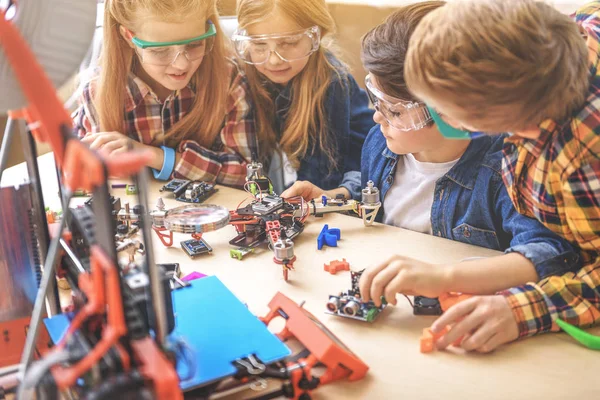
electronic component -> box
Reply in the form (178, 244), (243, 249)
(125, 184), (138, 195)
(159, 178), (190, 193)
(325, 270), (387, 322)
(413, 296), (443, 316)
(179, 181), (217, 203)
(159, 179), (217, 203)
(181, 238), (213, 259)
(246, 161), (273, 195)
(230, 247), (255, 260)
(252, 194), (284, 215)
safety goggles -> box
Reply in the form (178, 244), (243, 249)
(129, 21), (217, 66)
(364, 74), (432, 131)
(232, 26), (320, 65)
(426, 106), (486, 140)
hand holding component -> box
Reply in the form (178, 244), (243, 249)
(359, 255), (450, 306)
(432, 295), (519, 353)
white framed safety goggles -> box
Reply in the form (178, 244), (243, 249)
(365, 74), (433, 131)
(232, 25), (321, 65)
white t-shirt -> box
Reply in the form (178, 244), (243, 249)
(267, 148), (298, 194)
(383, 154), (460, 234)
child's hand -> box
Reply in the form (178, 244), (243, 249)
(359, 255), (450, 306)
(432, 295), (519, 353)
(281, 181), (325, 201)
(82, 132), (141, 156)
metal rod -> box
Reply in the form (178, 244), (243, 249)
(0, 116), (15, 182)
(134, 168), (168, 348)
(19, 121), (60, 315)
(60, 238), (86, 274)
(0, 364), (21, 377)
(19, 192), (71, 369)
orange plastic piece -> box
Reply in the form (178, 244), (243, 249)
(46, 210), (55, 224)
(439, 292), (473, 312)
(0, 317), (51, 368)
(420, 326), (450, 353)
(260, 292), (368, 396)
(153, 226), (174, 247)
(51, 246), (129, 389)
(265, 220), (281, 245)
(324, 259), (350, 275)
(131, 337), (182, 400)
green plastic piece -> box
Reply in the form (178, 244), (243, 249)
(366, 308), (379, 323)
(126, 184), (138, 195)
(230, 249), (243, 260)
(556, 318), (600, 350)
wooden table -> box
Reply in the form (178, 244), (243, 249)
(2, 153), (599, 399)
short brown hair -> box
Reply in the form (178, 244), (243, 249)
(405, 0), (589, 130)
(361, 1), (445, 101)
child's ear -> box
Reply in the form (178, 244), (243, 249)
(119, 25), (135, 49)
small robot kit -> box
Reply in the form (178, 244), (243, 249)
(326, 269), (387, 322)
(159, 178), (217, 203)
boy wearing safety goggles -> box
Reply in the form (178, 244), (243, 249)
(403, 0), (600, 350)
(234, 0), (374, 195)
(73, 0), (256, 187)
(288, 2), (579, 352)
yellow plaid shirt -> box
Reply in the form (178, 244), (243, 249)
(499, 2), (600, 337)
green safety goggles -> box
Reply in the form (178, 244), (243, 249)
(130, 22), (217, 66)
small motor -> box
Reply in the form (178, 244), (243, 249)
(273, 229), (296, 281)
(360, 181), (382, 226)
(361, 180), (381, 205)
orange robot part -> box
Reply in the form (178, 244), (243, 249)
(324, 259), (350, 275)
(420, 292), (473, 353)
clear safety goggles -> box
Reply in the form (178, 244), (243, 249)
(364, 74), (433, 131)
(232, 26), (320, 65)
(129, 22), (217, 66)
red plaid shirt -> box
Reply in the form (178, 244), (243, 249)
(72, 61), (256, 188)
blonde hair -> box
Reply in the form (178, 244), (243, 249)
(405, 0), (589, 131)
(237, 0), (344, 168)
(96, 0), (229, 148)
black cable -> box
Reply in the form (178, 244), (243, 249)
(83, 372), (145, 400)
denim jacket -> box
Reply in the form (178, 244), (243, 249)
(361, 125), (581, 279)
(268, 54), (374, 192)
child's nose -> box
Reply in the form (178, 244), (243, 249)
(172, 51), (191, 69)
(268, 51), (284, 66)
(373, 110), (386, 126)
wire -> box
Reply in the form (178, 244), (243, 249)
(17, 349), (70, 400)
(168, 337), (196, 383)
(402, 294), (414, 308)
(244, 180), (263, 199)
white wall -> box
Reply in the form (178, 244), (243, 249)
(327, 0), (588, 14)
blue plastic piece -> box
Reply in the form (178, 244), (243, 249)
(317, 224), (341, 250)
(44, 313), (72, 344)
(44, 276), (290, 392)
(321, 195), (327, 206)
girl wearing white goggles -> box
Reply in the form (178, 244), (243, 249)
(235, 0), (375, 198)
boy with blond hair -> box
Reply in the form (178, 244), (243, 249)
(405, 0), (600, 351)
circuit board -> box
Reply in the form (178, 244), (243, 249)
(159, 179), (217, 204)
(325, 269), (387, 322)
(180, 238), (213, 258)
